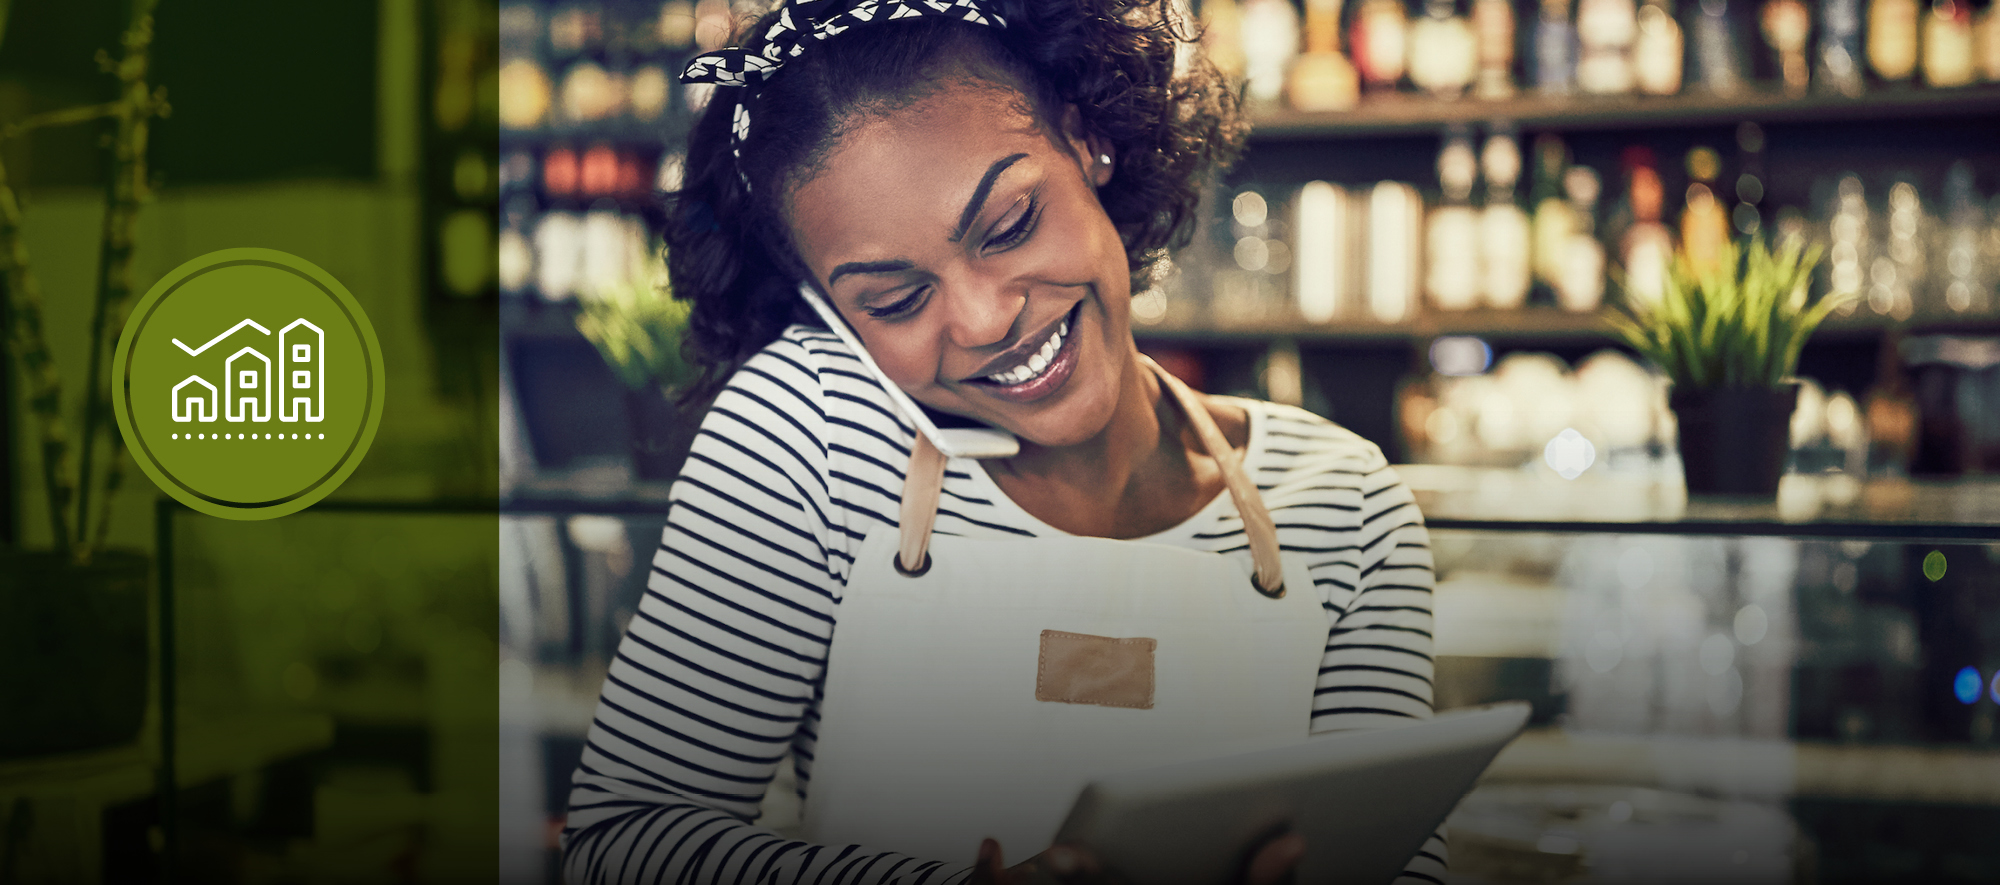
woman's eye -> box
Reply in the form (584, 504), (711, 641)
(864, 286), (929, 320)
(984, 198), (1039, 252)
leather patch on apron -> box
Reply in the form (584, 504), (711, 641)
(1035, 630), (1157, 709)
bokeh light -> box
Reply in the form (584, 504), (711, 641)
(1955, 666), (1982, 705)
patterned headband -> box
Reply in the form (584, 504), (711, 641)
(679, 0), (1008, 192)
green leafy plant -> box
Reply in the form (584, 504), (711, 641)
(574, 275), (694, 392)
(1610, 237), (1849, 390)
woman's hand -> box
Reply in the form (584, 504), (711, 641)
(967, 832), (1306, 885)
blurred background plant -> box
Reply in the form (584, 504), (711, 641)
(0, 0), (165, 562)
(1610, 237), (1848, 390)
(573, 265), (692, 396)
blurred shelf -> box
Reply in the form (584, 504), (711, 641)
(0, 711), (333, 802)
(1249, 84), (2000, 140)
(1407, 465), (2000, 541)
(501, 300), (586, 341)
(1137, 308), (1617, 344)
(499, 128), (686, 149)
(1134, 308), (1998, 346)
(503, 459), (675, 514)
(1485, 727), (2000, 805)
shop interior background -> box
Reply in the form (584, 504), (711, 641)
(2, 0), (500, 882)
(493, 0), (2000, 882)
(2, 0), (1998, 882)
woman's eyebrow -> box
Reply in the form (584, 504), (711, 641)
(828, 259), (916, 285)
(950, 152), (1029, 243)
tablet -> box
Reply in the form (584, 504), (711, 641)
(1052, 702), (1531, 885)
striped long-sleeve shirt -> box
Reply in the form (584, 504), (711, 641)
(561, 324), (1443, 885)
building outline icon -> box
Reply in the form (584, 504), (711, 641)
(167, 317), (327, 425)
(172, 376), (218, 422)
(224, 347), (271, 422)
(278, 319), (324, 423)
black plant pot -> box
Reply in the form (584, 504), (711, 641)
(0, 549), (150, 758)
(626, 387), (699, 482)
(1670, 383), (1799, 497)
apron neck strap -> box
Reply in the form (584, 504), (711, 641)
(1142, 357), (1286, 598)
(894, 357), (1286, 598)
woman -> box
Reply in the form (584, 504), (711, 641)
(562, 0), (1441, 881)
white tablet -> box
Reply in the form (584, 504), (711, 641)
(1053, 702), (1531, 885)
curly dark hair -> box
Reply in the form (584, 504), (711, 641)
(664, 0), (1247, 400)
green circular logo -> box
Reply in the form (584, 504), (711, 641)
(112, 248), (384, 520)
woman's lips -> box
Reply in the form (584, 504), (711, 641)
(964, 303), (1081, 404)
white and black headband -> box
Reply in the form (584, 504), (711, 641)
(679, 0), (1008, 192)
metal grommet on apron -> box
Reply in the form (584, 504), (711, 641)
(802, 358), (1327, 864)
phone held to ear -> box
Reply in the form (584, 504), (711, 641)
(797, 282), (1021, 460)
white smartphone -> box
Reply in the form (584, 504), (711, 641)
(796, 282), (1020, 460)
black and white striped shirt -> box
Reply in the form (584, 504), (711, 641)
(562, 325), (1443, 884)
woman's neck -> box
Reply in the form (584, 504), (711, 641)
(982, 345), (1234, 539)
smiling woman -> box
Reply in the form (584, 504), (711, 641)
(560, 1), (1443, 883)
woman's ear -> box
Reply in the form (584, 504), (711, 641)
(1056, 104), (1114, 187)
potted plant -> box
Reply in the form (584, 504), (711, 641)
(1610, 238), (1849, 496)
(575, 272), (701, 482)
(0, 1), (168, 757)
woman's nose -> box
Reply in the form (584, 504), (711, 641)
(937, 273), (1023, 351)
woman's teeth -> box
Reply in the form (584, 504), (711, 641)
(984, 318), (1070, 386)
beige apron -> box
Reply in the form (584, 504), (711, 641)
(799, 361), (1327, 864)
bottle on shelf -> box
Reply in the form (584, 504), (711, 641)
(1480, 130), (1534, 310)
(1216, 187), (1293, 323)
(1879, 176), (1927, 318)
(627, 3), (678, 127)
(1817, 0), (1868, 94)
(1825, 174), (1870, 314)
(1868, 0), (1922, 83)
(1923, 0), (1978, 87)
(1619, 148), (1676, 307)
(1759, 0), (1813, 94)
(1353, 0), (1413, 92)
(1557, 166), (1608, 312)
(1864, 331), (1917, 473)
(1530, 134), (1577, 306)
(1690, 0), (1748, 93)
(1980, 1), (2000, 81)
(1410, 0), (1480, 98)
(1203, 0), (1250, 84)
(1732, 122), (1766, 237)
(1535, 0), (1581, 93)
(1291, 0), (1362, 109)
(658, 0), (697, 52)
(500, 59), (555, 131)
(1938, 161), (1987, 314)
(1368, 181), (1424, 322)
(1243, 0), (1303, 107)
(1427, 130), (1484, 311)
(1680, 146), (1731, 272)
(1634, 0), (1687, 93)
(1473, 0), (1519, 97)
(1577, 0), (1640, 93)
(1294, 181), (1353, 322)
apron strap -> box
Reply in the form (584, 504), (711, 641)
(892, 358), (1285, 598)
(1143, 358), (1287, 598)
(896, 432), (948, 576)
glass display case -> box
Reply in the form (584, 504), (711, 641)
(490, 468), (2000, 883)
(1414, 467), (2000, 884)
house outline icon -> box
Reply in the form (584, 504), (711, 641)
(224, 347), (272, 423)
(172, 376), (218, 422)
(278, 319), (324, 423)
